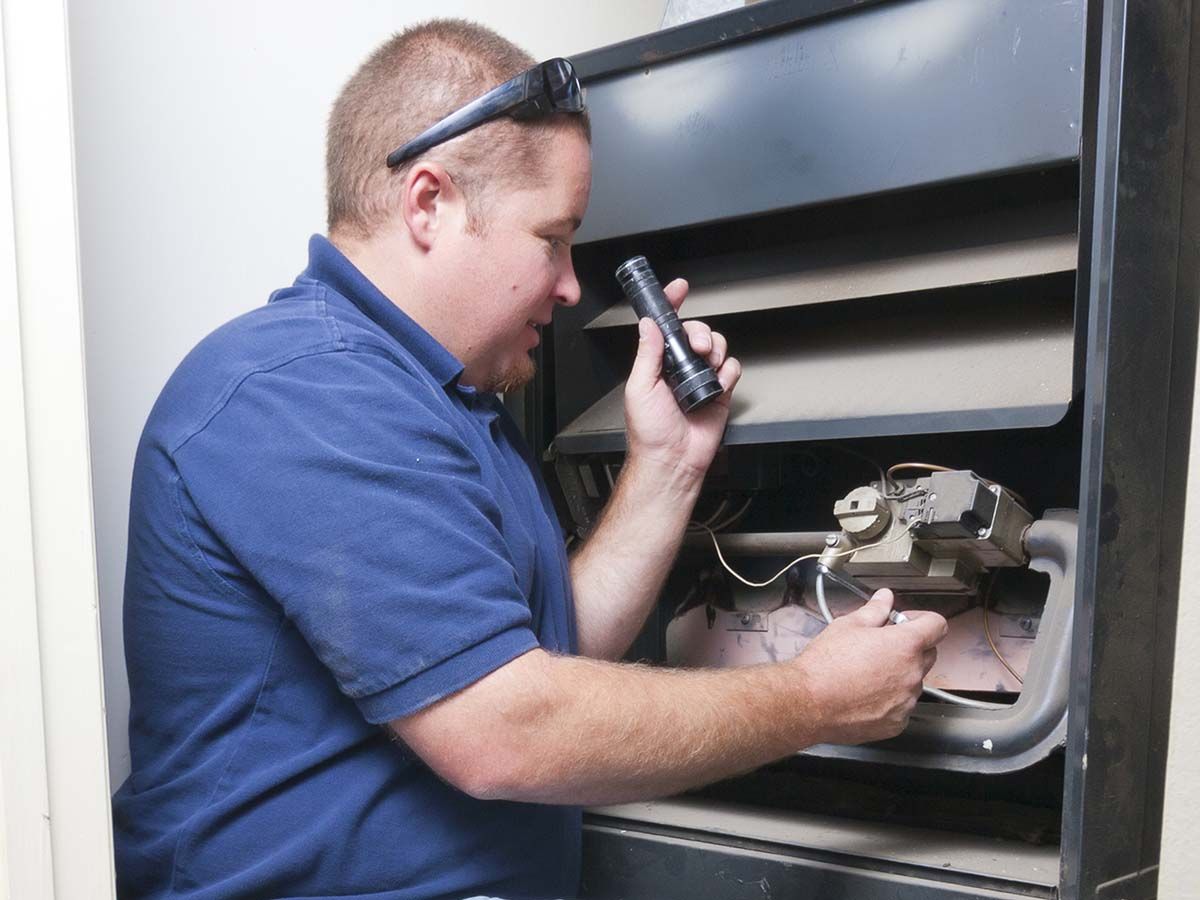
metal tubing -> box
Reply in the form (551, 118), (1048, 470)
(682, 531), (829, 556)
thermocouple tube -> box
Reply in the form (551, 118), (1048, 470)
(616, 255), (724, 413)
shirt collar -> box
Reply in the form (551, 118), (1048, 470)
(299, 234), (466, 387)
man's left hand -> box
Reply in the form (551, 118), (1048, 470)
(623, 278), (742, 486)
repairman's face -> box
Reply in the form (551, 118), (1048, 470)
(454, 132), (591, 393)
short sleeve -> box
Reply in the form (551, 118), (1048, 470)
(173, 349), (539, 723)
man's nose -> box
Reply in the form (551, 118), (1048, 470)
(555, 253), (582, 307)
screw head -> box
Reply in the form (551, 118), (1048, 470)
(825, 533), (839, 547)
(977, 528), (988, 538)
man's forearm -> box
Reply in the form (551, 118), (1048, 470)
(395, 599), (942, 809)
(569, 456), (702, 659)
(402, 648), (822, 807)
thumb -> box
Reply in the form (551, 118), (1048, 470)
(627, 318), (664, 395)
(663, 277), (688, 312)
(842, 588), (895, 628)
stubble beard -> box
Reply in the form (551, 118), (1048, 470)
(485, 353), (537, 395)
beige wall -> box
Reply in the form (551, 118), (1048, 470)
(67, 0), (669, 790)
(1160, 341), (1200, 898)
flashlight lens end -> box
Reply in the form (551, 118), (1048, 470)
(615, 256), (654, 290)
(677, 373), (724, 413)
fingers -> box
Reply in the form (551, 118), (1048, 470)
(625, 314), (741, 411)
(682, 320), (712, 356)
(680, 319), (739, 401)
(626, 318), (665, 395)
(716, 355), (742, 395)
(680, 320), (729, 369)
(708, 330), (728, 369)
(898, 610), (950, 649)
(842, 588), (894, 627)
(663, 277), (688, 312)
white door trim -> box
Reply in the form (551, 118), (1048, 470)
(0, 0), (115, 897)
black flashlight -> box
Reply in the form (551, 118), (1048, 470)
(615, 256), (723, 413)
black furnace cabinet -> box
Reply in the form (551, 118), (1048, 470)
(512, 1), (1198, 897)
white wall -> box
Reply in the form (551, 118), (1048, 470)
(1160, 365), (1200, 897)
(68, 0), (667, 789)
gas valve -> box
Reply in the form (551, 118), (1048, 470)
(828, 470), (1032, 593)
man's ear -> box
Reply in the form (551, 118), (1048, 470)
(401, 162), (458, 251)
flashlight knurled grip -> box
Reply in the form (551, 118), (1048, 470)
(615, 256), (723, 414)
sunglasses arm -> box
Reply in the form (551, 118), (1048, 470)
(385, 73), (536, 168)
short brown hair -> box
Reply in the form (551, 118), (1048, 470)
(326, 19), (590, 239)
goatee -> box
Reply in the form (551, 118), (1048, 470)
(487, 355), (537, 395)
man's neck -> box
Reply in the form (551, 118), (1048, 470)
(331, 230), (475, 373)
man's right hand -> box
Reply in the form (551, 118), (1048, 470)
(791, 589), (948, 746)
(393, 588), (949, 807)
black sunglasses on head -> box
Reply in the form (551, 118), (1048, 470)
(385, 57), (585, 169)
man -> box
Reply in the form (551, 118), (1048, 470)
(114, 19), (947, 900)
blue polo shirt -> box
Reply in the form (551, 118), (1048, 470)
(113, 235), (580, 899)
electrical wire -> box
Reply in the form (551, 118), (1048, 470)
(886, 460), (1032, 512)
(697, 499), (729, 530)
(686, 496), (747, 536)
(886, 462), (954, 479)
(920, 685), (1008, 710)
(814, 571), (1009, 710)
(981, 572), (1024, 685)
(707, 496), (753, 532)
(885, 462), (953, 493)
(698, 520), (918, 589)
